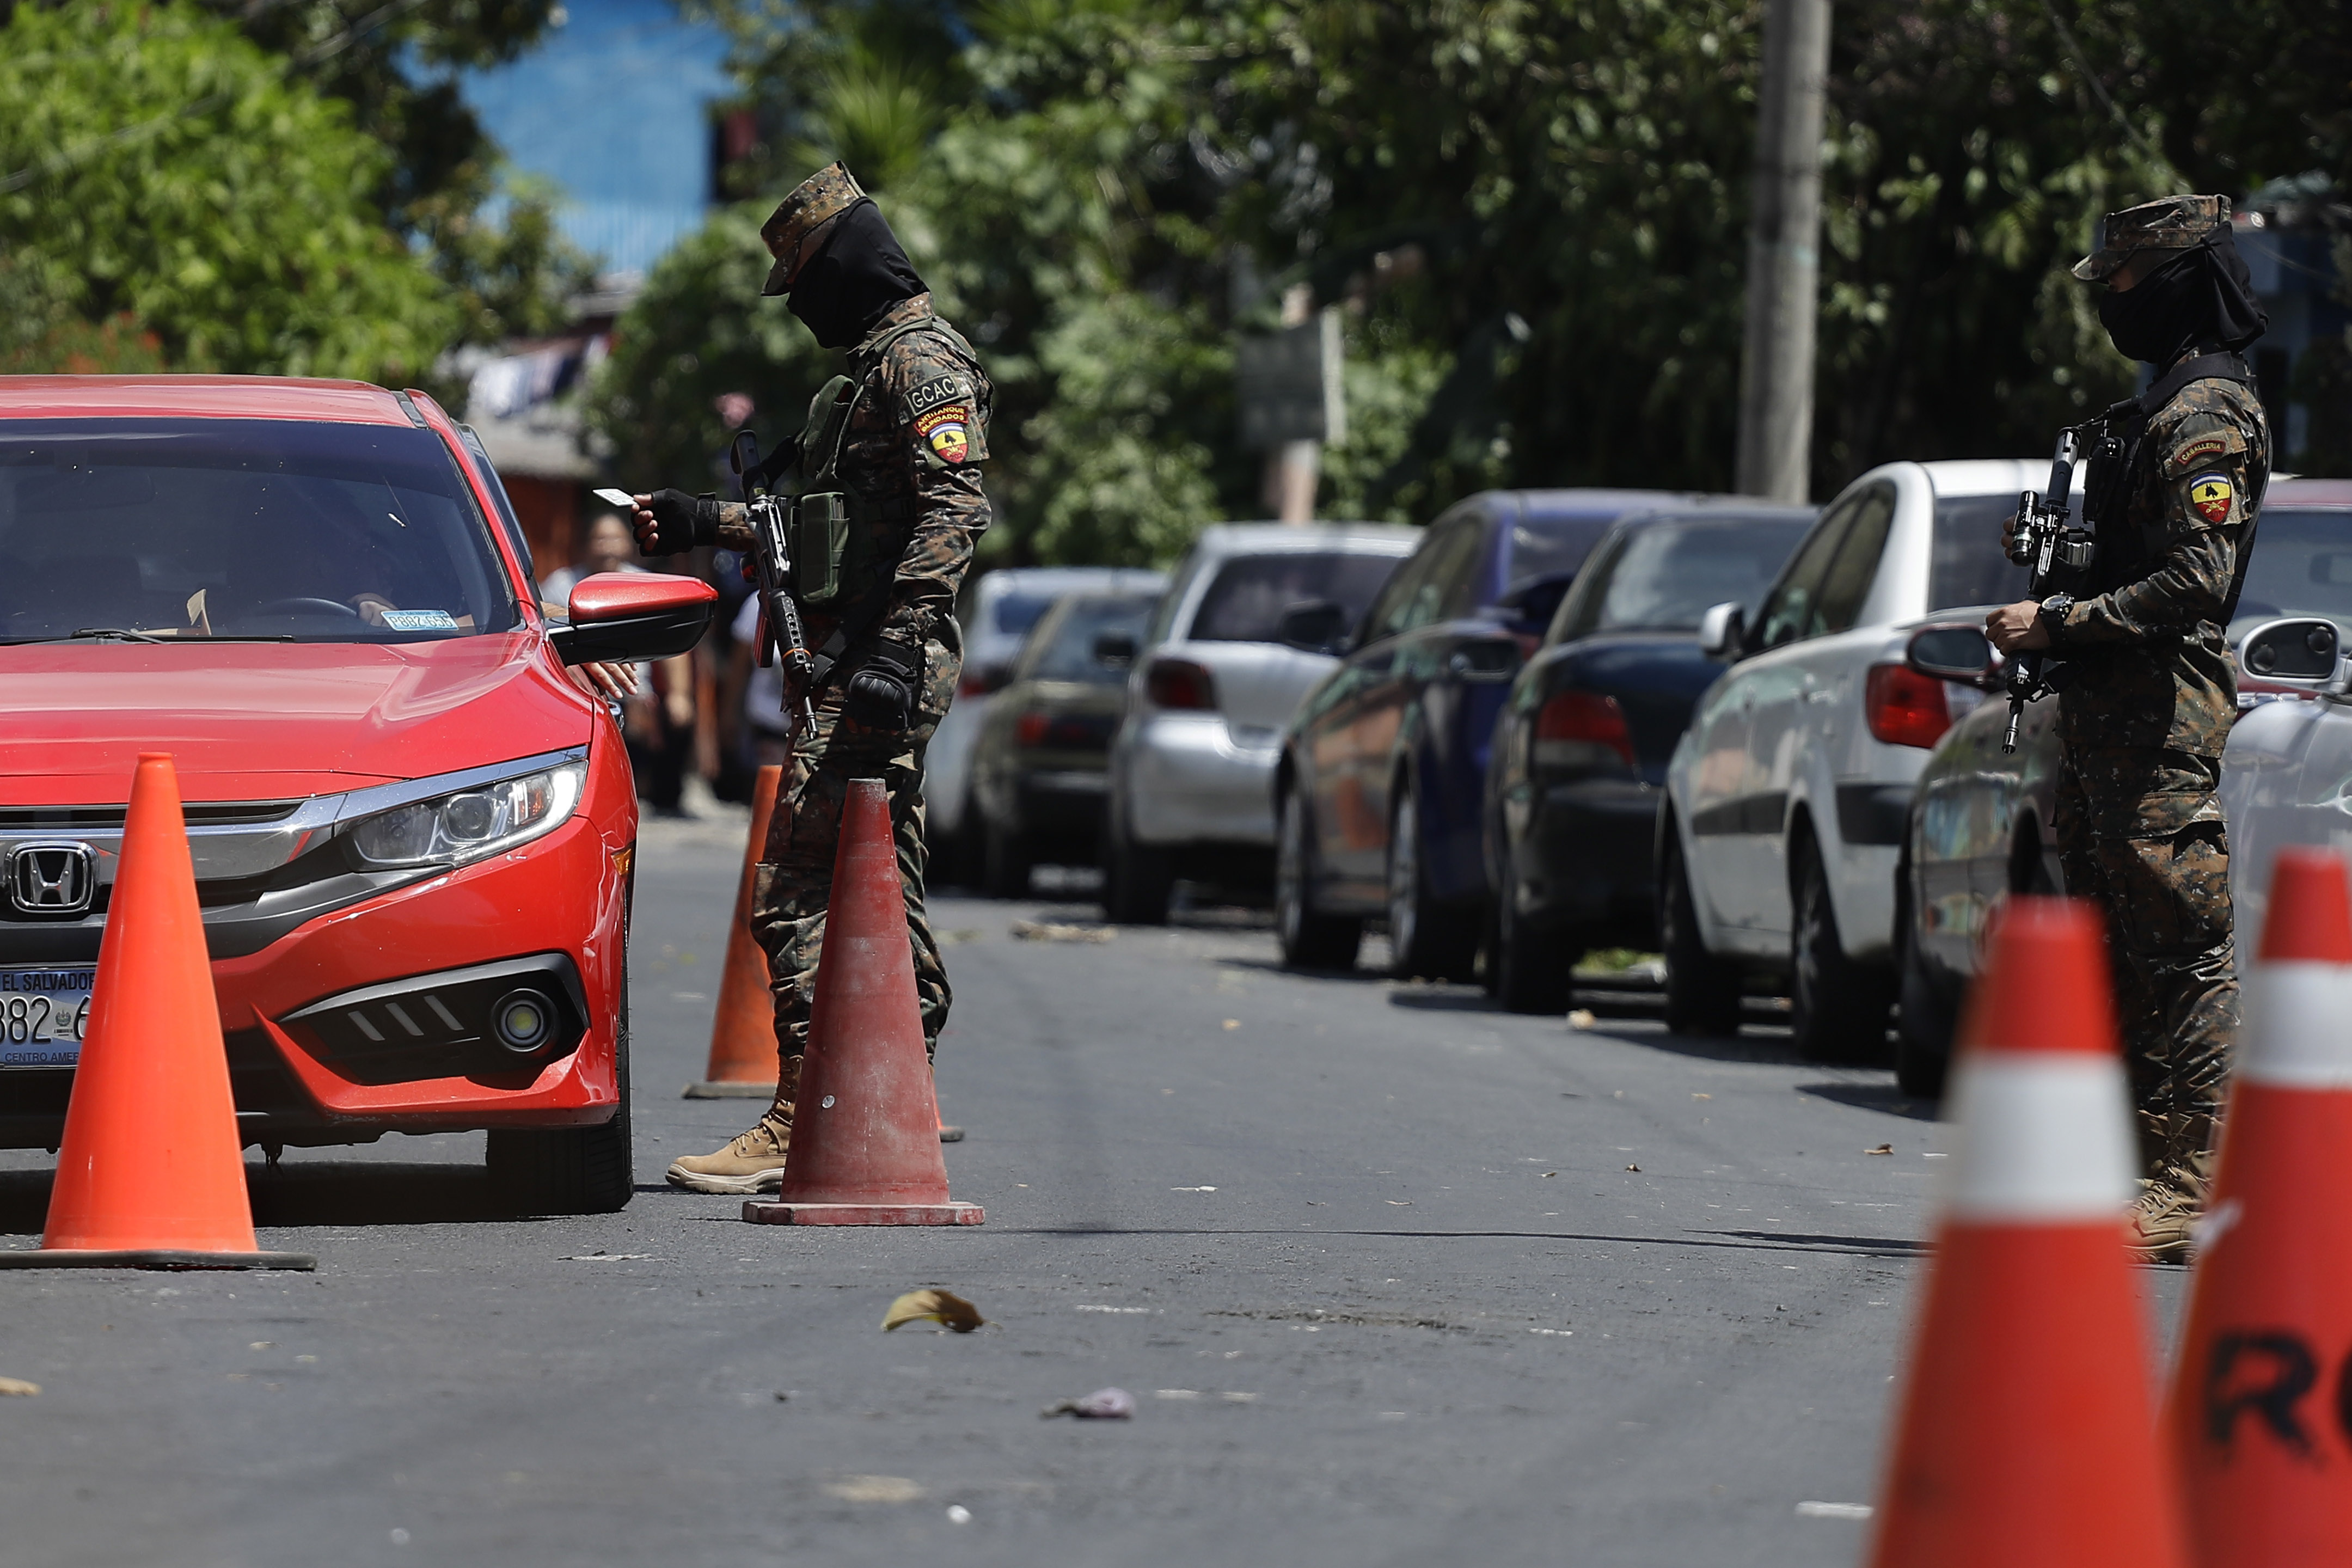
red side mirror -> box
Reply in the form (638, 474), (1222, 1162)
(549, 572), (716, 666)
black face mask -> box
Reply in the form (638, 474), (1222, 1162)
(786, 200), (927, 350)
(2096, 228), (2268, 367)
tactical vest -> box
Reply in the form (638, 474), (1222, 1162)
(2079, 350), (2265, 617)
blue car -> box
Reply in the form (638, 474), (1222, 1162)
(1272, 488), (1715, 976)
(1480, 505), (1814, 1010)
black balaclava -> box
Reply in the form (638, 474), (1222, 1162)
(2096, 226), (2268, 369)
(786, 199), (926, 350)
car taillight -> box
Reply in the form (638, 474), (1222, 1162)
(1865, 663), (1952, 749)
(1147, 657), (1216, 710)
(1532, 689), (1634, 768)
(1015, 710), (1050, 746)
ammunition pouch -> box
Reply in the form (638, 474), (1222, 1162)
(790, 492), (853, 609)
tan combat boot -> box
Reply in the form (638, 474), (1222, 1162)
(2129, 1146), (2216, 1265)
(665, 1104), (792, 1193)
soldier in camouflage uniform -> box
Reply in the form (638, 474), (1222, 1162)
(1986, 194), (2269, 1260)
(625, 163), (993, 1193)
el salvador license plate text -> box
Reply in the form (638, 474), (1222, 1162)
(0, 969), (94, 1065)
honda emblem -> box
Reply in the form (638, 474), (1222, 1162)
(8, 842), (98, 916)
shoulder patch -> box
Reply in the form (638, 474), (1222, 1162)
(903, 373), (971, 424)
(2189, 472), (2234, 525)
(914, 402), (972, 464)
(2159, 410), (2250, 477)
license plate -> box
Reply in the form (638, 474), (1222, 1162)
(0, 969), (95, 1066)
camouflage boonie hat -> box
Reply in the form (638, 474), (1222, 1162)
(758, 162), (867, 297)
(2073, 194), (2232, 281)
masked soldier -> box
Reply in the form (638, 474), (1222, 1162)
(1984, 194), (2269, 1260)
(628, 163), (991, 1193)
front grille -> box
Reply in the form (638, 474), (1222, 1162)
(0, 800), (303, 832)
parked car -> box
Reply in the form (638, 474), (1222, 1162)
(1659, 460), (2070, 1060)
(0, 375), (715, 1212)
(1481, 504), (1814, 1010)
(966, 589), (1161, 896)
(1895, 477), (2352, 1095)
(927, 566), (1165, 879)
(1275, 489), (1720, 977)
(1102, 522), (1418, 922)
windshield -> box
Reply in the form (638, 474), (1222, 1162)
(2232, 506), (2352, 642)
(1931, 493), (2033, 612)
(0, 418), (520, 645)
(1562, 515), (1812, 638)
(993, 590), (1062, 639)
(1021, 593), (1156, 684)
(1189, 551), (1402, 642)
(1502, 515), (1619, 589)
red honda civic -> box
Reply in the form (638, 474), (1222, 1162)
(0, 376), (715, 1212)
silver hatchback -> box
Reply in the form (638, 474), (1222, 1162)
(1101, 522), (1418, 921)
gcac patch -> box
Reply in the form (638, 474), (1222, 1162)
(915, 403), (970, 464)
(2189, 471), (2234, 525)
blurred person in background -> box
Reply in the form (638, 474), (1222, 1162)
(542, 511), (697, 812)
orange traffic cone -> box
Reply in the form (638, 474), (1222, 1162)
(742, 778), (981, 1227)
(0, 755), (312, 1271)
(1864, 897), (2186, 1568)
(2169, 847), (2352, 1565)
(684, 764), (787, 1099)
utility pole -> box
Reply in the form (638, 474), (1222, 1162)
(1735, 0), (1832, 504)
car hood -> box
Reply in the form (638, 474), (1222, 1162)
(0, 634), (594, 805)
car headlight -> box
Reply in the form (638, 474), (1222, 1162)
(346, 761), (586, 869)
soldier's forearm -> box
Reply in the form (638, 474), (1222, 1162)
(877, 480), (988, 647)
(714, 502), (752, 550)
(2055, 532), (2236, 645)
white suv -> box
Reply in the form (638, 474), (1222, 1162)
(1659, 458), (2061, 1058)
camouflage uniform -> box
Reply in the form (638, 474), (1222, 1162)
(2045, 321), (2269, 1204)
(720, 291), (991, 1100)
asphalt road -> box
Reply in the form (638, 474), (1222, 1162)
(0, 813), (2186, 1567)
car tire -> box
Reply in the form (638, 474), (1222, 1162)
(488, 957), (633, 1216)
(1661, 829), (1743, 1036)
(982, 816), (1032, 899)
(1101, 803), (1175, 925)
(1790, 837), (1895, 1064)
(1894, 899), (1952, 1100)
(1276, 783), (1361, 969)
(1494, 840), (1576, 1014)
(1387, 774), (1480, 982)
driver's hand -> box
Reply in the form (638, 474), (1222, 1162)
(570, 660), (639, 702)
(1985, 599), (2050, 654)
(352, 593), (397, 628)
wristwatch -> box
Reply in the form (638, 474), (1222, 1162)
(2037, 593), (2073, 641)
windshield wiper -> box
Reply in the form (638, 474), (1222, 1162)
(0, 629), (298, 645)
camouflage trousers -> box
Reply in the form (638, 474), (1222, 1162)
(2053, 746), (2238, 1184)
(747, 687), (949, 1111)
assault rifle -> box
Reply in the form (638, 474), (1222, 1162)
(729, 430), (817, 735)
(1999, 426), (2094, 753)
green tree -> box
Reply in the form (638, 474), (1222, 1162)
(0, 0), (460, 381)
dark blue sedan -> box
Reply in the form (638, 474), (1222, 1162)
(1481, 506), (1814, 1010)
(1273, 488), (1716, 977)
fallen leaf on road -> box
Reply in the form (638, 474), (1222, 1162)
(882, 1288), (984, 1333)
(1541, 1171), (1557, 1178)
(1865, 1143), (1893, 1156)
(1009, 920), (1114, 943)
(1221, 1019), (1240, 1030)
(1692, 1093), (1712, 1100)
(826, 1475), (923, 1503)
(1625, 1163), (1641, 1172)
(1567, 1009), (1597, 1028)
(0, 1377), (39, 1396)
(1042, 1387), (1135, 1419)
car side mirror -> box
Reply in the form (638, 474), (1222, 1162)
(547, 572), (716, 666)
(1093, 630), (1138, 669)
(2238, 617), (2343, 684)
(1906, 623), (1999, 689)
(1276, 599), (1351, 656)
(1698, 601), (1745, 661)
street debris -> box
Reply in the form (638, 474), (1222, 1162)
(1625, 1163), (1641, 1172)
(1076, 1304), (1154, 1313)
(1567, 1009), (1597, 1028)
(881, 1288), (984, 1333)
(1154, 1389), (1200, 1399)
(1221, 1019), (1240, 1030)
(0, 1377), (40, 1396)
(1172, 1185), (1217, 1192)
(825, 1475), (923, 1503)
(1796, 1501), (1874, 1520)
(1386, 1199), (1412, 1206)
(1865, 1143), (1893, 1155)
(946, 1505), (972, 1524)
(1009, 920), (1113, 944)
(1043, 1386), (1135, 1419)
(559, 1252), (656, 1261)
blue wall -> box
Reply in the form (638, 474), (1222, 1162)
(460, 0), (732, 277)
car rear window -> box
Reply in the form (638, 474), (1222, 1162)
(1499, 515), (1619, 589)
(992, 590), (1062, 638)
(1931, 493), (2032, 611)
(1561, 515), (1812, 638)
(2231, 506), (2352, 642)
(1021, 593), (1156, 684)
(0, 418), (518, 644)
(1188, 551), (1401, 643)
